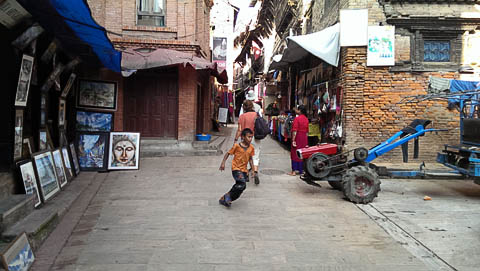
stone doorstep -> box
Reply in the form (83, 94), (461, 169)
(141, 149), (222, 158)
(1, 172), (99, 251)
(0, 194), (35, 233)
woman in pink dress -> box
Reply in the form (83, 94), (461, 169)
(287, 105), (309, 176)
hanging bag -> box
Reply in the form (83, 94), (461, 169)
(254, 113), (270, 140)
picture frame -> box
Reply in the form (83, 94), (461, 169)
(69, 143), (80, 176)
(76, 79), (117, 111)
(61, 146), (74, 180)
(75, 132), (109, 171)
(14, 54), (34, 107)
(58, 98), (66, 127)
(39, 128), (53, 151)
(75, 110), (113, 132)
(40, 91), (47, 110)
(17, 160), (41, 208)
(108, 132), (141, 170)
(61, 73), (76, 98)
(22, 137), (34, 158)
(32, 151), (60, 201)
(0, 232), (35, 271)
(52, 149), (68, 188)
(13, 109), (23, 161)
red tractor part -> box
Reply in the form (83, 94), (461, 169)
(296, 143), (338, 160)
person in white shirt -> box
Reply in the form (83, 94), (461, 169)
(239, 90), (262, 117)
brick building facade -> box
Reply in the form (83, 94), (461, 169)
(267, 0), (480, 162)
(83, 0), (215, 141)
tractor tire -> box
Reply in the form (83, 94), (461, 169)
(328, 181), (343, 191)
(342, 166), (381, 204)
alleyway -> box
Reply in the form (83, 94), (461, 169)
(30, 127), (480, 271)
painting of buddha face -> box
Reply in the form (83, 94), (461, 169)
(108, 132), (140, 170)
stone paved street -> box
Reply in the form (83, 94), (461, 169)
(30, 129), (480, 271)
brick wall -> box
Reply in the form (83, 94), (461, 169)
(178, 65), (197, 141)
(341, 47), (460, 163)
(87, 0), (211, 56)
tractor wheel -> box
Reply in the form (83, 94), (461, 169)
(305, 153), (331, 179)
(342, 166), (381, 204)
(328, 181), (343, 191)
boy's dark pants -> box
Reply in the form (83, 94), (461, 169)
(226, 170), (247, 201)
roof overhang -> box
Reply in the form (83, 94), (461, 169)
(121, 47), (228, 83)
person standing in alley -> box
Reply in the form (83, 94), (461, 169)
(235, 100), (262, 184)
(239, 90), (262, 116)
(218, 128), (255, 207)
(287, 105), (309, 176)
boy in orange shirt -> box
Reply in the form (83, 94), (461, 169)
(219, 128), (256, 207)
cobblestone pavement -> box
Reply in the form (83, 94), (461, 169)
(31, 130), (480, 271)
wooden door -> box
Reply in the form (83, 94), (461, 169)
(125, 71), (178, 138)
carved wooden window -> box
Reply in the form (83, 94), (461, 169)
(423, 40), (450, 62)
(137, 0), (165, 27)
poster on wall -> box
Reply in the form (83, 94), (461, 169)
(340, 9), (368, 47)
(212, 37), (227, 70)
(13, 109), (23, 161)
(14, 54), (34, 107)
(76, 110), (113, 132)
(0, 0), (31, 29)
(77, 79), (117, 111)
(367, 25), (395, 66)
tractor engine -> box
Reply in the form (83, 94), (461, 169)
(296, 143), (347, 180)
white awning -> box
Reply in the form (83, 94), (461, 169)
(270, 23), (340, 69)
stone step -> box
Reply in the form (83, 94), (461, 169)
(0, 194), (35, 233)
(192, 136), (226, 150)
(0, 172), (15, 202)
(1, 172), (100, 251)
(142, 149), (222, 158)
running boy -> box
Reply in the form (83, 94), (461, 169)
(218, 128), (256, 207)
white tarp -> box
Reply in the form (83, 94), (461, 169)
(270, 23), (340, 69)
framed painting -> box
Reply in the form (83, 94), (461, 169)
(39, 129), (53, 151)
(76, 79), (117, 110)
(17, 160), (41, 208)
(61, 146), (74, 180)
(108, 132), (141, 170)
(40, 91), (47, 110)
(13, 109), (23, 161)
(22, 137), (34, 158)
(32, 151), (60, 201)
(14, 54), (34, 107)
(0, 232), (34, 271)
(76, 110), (113, 132)
(69, 143), (80, 176)
(58, 98), (66, 127)
(75, 132), (109, 171)
(52, 149), (68, 188)
(59, 129), (68, 147)
(61, 73), (76, 98)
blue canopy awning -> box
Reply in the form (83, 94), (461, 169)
(19, 0), (121, 72)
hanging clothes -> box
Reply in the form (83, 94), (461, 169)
(228, 92), (234, 115)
